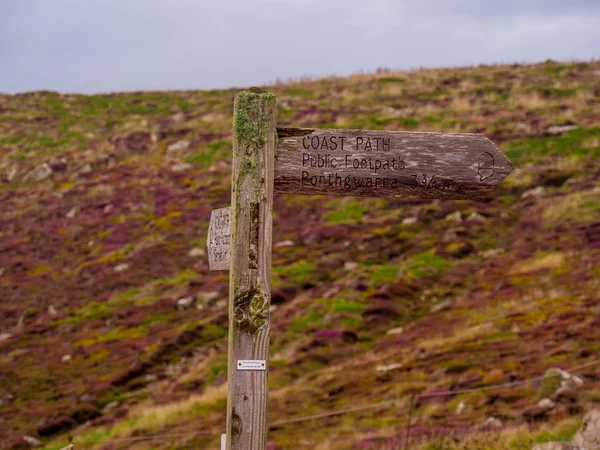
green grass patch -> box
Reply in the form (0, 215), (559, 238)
(370, 264), (402, 283)
(444, 360), (472, 374)
(44, 95), (70, 118)
(155, 269), (198, 286)
(37, 136), (57, 148)
(78, 301), (114, 321)
(79, 96), (112, 115)
(125, 102), (155, 115)
(424, 116), (443, 124)
(274, 261), (316, 286)
(544, 63), (569, 75)
(505, 127), (600, 162)
(405, 252), (452, 278)
(123, 288), (140, 298)
(402, 118), (419, 128)
(332, 299), (364, 314)
(369, 116), (395, 127)
(416, 88), (451, 101)
(187, 140), (232, 167)
(369, 116), (418, 129)
(207, 356), (228, 383)
(324, 200), (368, 225)
(106, 119), (123, 127)
(284, 87), (314, 98)
(201, 323), (227, 340)
(290, 312), (322, 331)
(536, 86), (576, 98)
(0, 134), (25, 145)
(341, 316), (362, 329)
(368, 253), (450, 285)
(75, 325), (148, 347)
(378, 77), (406, 83)
(176, 99), (193, 112)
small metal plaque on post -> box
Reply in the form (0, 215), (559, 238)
(207, 207), (231, 271)
(237, 360), (267, 371)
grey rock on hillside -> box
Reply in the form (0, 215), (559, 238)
(573, 410), (600, 449)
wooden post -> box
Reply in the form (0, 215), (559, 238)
(226, 88), (276, 450)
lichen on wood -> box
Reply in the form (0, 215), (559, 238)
(233, 286), (269, 334)
(233, 90), (276, 152)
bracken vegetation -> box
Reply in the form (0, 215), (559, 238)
(0, 60), (599, 449)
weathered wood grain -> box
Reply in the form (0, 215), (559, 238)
(275, 127), (514, 200)
(207, 207), (231, 271)
(226, 90), (276, 450)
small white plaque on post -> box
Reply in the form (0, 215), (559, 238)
(237, 360), (266, 371)
(221, 434), (226, 450)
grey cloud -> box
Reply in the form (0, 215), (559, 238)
(0, 0), (598, 94)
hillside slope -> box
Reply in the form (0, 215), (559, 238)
(1, 60), (599, 449)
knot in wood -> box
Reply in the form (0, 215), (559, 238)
(231, 411), (243, 437)
(233, 287), (269, 334)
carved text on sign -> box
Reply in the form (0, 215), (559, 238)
(274, 128), (514, 200)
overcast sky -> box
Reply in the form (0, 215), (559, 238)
(1, 0), (599, 94)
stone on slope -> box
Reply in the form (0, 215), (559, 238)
(482, 248), (505, 258)
(474, 417), (503, 431)
(23, 163), (53, 182)
(386, 327), (403, 335)
(538, 398), (556, 410)
(573, 410), (600, 449)
(344, 261), (359, 271)
(65, 207), (77, 219)
(79, 163), (93, 174)
(167, 140), (190, 153)
(22, 436), (43, 447)
(430, 299), (452, 313)
(274, 240), (294, 247)
(6, 167), (17, 181)
(466, 211), (486, 223)
(177, 297), (195, 309)
(522, 186), (547, 199)
(545, 125), (578, 135)
(113, 263), (129, 272)
(171, 162), (193, 172)
(375, 363), (403, 372)
(445, 211), (462, 222)
(188, 247), (206, 258)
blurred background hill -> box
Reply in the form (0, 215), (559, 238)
(0, 59), (599, 449)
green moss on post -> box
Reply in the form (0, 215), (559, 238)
(233, 90), (276, 152)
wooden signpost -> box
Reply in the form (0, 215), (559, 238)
(207, 89), (514, 449)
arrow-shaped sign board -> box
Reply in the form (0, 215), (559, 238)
(274, 128), (514, 200)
